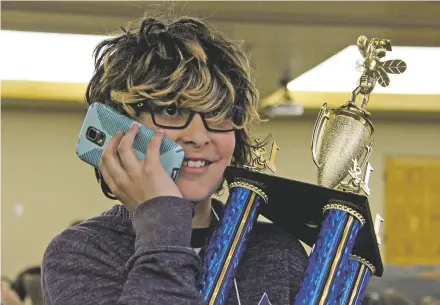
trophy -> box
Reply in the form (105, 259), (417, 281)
(295, 35), (407, 305)
(197, 139), (277, 305)
(198, 35), (407, 305)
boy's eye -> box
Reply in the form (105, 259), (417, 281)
(204, 109), (222, 118)
(158, 105), (181, 116)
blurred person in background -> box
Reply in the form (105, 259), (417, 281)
(1, 220), (83, 305)
(362, 292), (382, 305)
(1, 279), (23, 305)
(41, 12), (309, 305)
(420, 296), (440, 305)
(362, 290), (415, 305)
(9, 267), (41, 303)
(382, 289), (415, 305)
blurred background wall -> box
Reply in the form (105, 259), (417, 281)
(2, 1), (440, 304)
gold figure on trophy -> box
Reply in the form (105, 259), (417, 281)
(338, 141), (374, 196)
(244, 138), (280, 174)
(350, 36), (408, 111)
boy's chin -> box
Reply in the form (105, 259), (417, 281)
(177, 177), (223, 203)
(181, 191), (212, 203)
(180, 185), (216, 203)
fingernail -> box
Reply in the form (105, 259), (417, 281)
(156, 129), (164, 134)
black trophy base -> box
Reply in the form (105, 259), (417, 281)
(224, 166), (384, 277)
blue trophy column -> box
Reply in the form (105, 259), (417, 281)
(334, 255), (375, 305)
(294, 200), (365, 305)
(198, 180), (267, 305)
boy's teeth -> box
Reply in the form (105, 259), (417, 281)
(183, 160), (206, 167)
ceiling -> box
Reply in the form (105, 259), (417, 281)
(2, 1), (440, 108)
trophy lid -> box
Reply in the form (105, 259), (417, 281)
(224, 166), (384, 277)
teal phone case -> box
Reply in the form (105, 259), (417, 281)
(76, 103), (184, 180)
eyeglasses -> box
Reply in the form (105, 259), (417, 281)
(133, 102), (236, 132)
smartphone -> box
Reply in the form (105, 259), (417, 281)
(76, 103), (184, 180)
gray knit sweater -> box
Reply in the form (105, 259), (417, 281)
(42, 197), (308, 305)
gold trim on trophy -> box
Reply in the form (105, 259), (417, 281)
(322, 203), (366, 225)
(229, 181), (269, 203)
(350, 254), (376, 275)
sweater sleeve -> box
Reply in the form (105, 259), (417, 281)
(42, 196), (204, 305)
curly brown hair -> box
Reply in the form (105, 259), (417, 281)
(85, 15), (264, 199)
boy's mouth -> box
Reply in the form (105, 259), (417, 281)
(182, 159), (213, 168)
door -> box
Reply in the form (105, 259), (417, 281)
(385, 157), (440, 265)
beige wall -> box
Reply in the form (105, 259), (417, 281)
(2, 105), (440, 279)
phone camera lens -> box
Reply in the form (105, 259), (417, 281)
(87, 128), (98, 140)
(86, 127), (106, 146)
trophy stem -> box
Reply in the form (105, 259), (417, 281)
(198, 179), (267, 305)
(335, 255), (375, 305)
(294, 199), (365, 305)
(332, 257), (360, 304)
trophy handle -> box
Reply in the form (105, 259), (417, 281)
(311, 103), (329, 168)
(358, 139), (375, 170)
